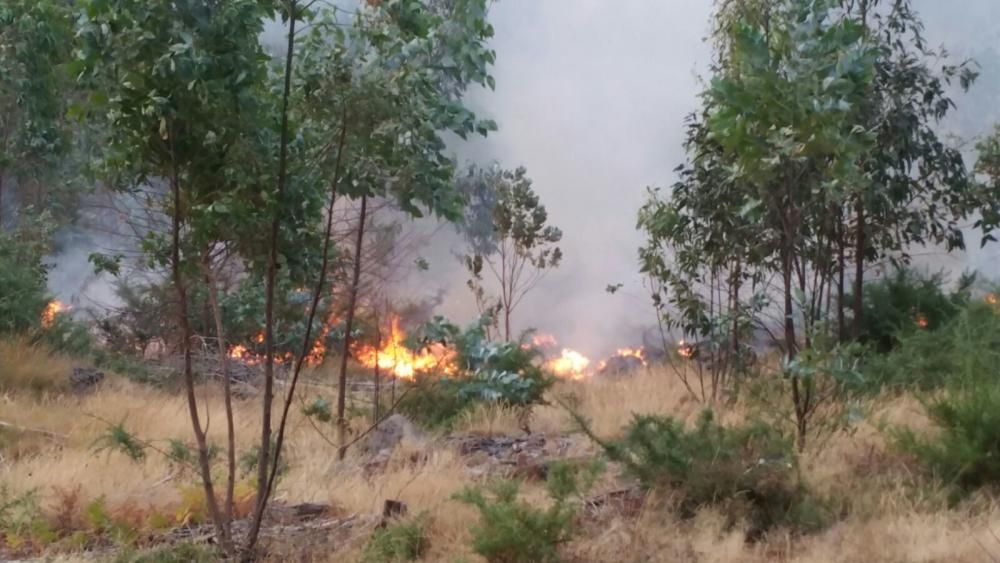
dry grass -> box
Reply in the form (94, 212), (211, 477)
(3, 352), (998, 562)
(0, 337), (76, 395)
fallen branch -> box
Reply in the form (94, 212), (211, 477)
(0, 419), (68, 440)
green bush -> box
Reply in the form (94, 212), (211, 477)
(361, 517), (428, 562)
(112, 542), (218, 563)
(0, 217), (52, 335)
(586, 410), (826, 536)
(894, 378), (1000, 496)
(397, 316), (553, 430)
(854, 267), (971, 354)
(860, 301), (1000, 392)
(454, 461), (601, 563)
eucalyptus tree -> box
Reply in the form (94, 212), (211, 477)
(457, 164), (562, 342)
(836, 0), (987, 339)
(0, 0), (76, 226)
(295, 0), (498, 461)
(76, 0), (290, 554)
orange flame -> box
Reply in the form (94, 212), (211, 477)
(41, 300), (68, 329)
(354, 316), (455, 380)
(986, 293), (998, 306)
(531, 334), (558, 348)
(545, 349), (590, 380)
(677, 340), (695, 359)
(915, 313), (929, 329)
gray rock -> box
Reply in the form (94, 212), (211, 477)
(70, 368), (104, 393)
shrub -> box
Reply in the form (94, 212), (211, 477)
(860, 301), (1000, 392)
(112, 542), (218, 563)
(894, 378), (1000, 496)
(454, 460), (601, 563)
(855, 267), (971, 353)
(397, 316), (553, 430)
(0, 214), (53, 335)
(583, 409), (826, 536)
(361, 517), (428, 562)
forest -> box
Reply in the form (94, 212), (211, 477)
(3, 0), (1000, 561)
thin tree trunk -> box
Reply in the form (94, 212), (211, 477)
(245, 3), (298, 557)
(0, 174), (5, 229)
(337, 195), (368, 460)
(373, 312), (381, 424)
(852, 195), (865, 339)
(837, 211), (846, 342)
(168, 141), (231, 553)
(202, 256), (236, 535)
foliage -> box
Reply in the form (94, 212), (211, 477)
(894, 377), (1000, 497)
(0, 213), (53, 334)
(854, 267), (971, 353)
(456, 164), (562, 340)
(0, 0), (81, 223)
(861, 301), (1000, 392)
(112, 542), (218, 563)
(583, 409), (825, 535)
(361, 517), (428, 563)
(398, 316), (553, 429)
(454, 460), (601, 563)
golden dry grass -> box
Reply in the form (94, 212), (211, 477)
(0, 337), (76, 395)
(3, 349), (997, 562)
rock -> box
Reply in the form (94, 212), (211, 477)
(363, 414), (425, 457)
(70, 368), (104, 393)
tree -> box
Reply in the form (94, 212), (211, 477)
(0, 0), (76, 226)
(77, 0), (286, 555)
(457, 164), (562, 341)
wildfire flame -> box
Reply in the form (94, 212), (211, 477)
(915, 313), (929, 329)
(353, 316), (455, 380)
(531, 333), (558, 348)
(41, 300), (68, 329)
(544, 349), (591, 380)
(677, 340), (696, 359)
(615, 347), (647, 364)
(987, 293), (998, 306)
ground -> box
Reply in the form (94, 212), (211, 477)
(3, 342), (1000, 562)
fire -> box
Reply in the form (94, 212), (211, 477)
(986, 293), (998, 306)
(915, 313), (929, 329)
(545, 349), (591, 380)
(677, 340), (696, 359)
(41, 300), (68, 329)
(531, 333), (558, 348)
(353, 316), (455, 380)
(615, 347), (647, 364)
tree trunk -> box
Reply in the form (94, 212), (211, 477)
(852, 195), (865, 339)
(169, 152), (231, 554)
(203, 257), (236, 535)
(837, 211), (846, 343)
(245, 4), (298, 557)
(337, 195), (368, 460)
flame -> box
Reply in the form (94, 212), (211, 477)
(531, 334), (558, 348)
(545, 349), (590, 380)
(615, 347), (647, 364)
(915, 313), (929, 329)
(677, 340), (695, 359)
(986, 293), (998, 306)
(41, 300), (68, 329)
(354, 316), (455, 380)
